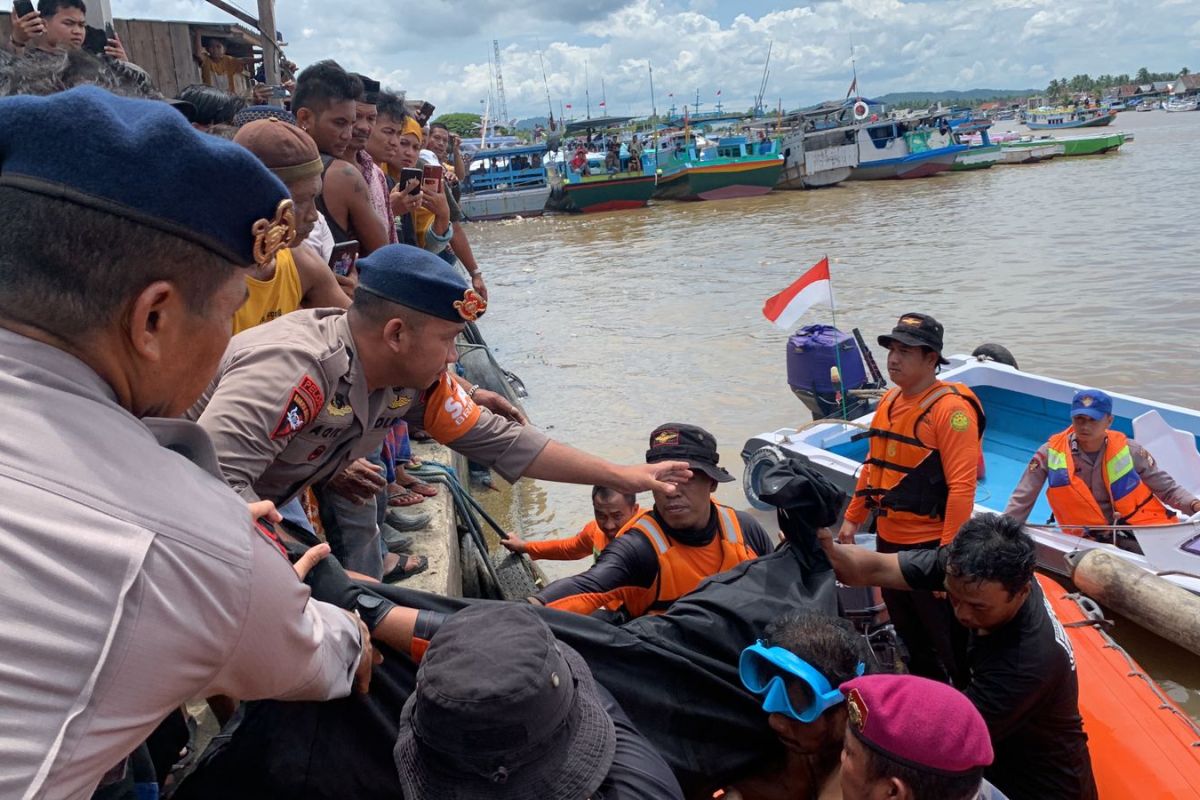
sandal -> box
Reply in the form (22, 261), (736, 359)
(383, 554), (429, 583)
(398, 476), (439, 498)
(387, 484), (425, 507)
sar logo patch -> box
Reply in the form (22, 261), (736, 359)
(388, 395), (412, 410)
(653, 430), (680, 447)
(950, 410), (971, 432)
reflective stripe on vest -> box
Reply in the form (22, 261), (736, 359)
(1043, 428), (1174, 528)
(628, 504), (755, 616)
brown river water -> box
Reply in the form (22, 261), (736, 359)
(464, 109), (1200, 717)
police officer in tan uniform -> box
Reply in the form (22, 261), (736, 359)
(191, 244), (692, 575)
(0, 87), (369, 800)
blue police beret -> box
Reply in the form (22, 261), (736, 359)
(0, 86), (294, 267)
(357, 244), (487, 322)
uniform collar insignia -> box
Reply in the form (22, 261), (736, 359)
(252, 199), (297, 266)
(453, 288), (487, 322)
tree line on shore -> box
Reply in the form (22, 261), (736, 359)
(1045, 67), (1190, 98)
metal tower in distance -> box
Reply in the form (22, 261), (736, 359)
(492, 39), (509, 126)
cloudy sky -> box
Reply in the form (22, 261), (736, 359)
(112, 0), (1199, 119)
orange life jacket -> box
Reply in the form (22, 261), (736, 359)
(854, 381), (985, 526)
(624, 503), (756, 617)
(1045, 428), (1175, 530)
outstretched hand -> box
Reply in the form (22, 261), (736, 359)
(611, 461), (693, 495)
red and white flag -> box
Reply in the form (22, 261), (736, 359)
(716, 89), (722, 96)
(599, 100), (606, 107)
(762, 258), (834, 330)
(565, 103), (572, 109)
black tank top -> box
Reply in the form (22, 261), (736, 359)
(316, 155), (357, 244)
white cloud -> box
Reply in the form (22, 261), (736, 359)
(110, 0), (1200, 117)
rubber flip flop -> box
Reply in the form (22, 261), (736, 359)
(387, 485), (425, 507)
(400, 479), (439, 498)
(383, 554), (429, 583)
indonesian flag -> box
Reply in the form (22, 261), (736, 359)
(762, 258), (834, 330)
(565, 103), (572, 109)
(599, 100), (606, 107)
(716, 89), (722, 96)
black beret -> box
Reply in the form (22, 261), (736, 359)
(0, 86), (295, 267)
(357, 244), (486, 322)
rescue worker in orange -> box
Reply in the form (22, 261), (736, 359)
(501, 486), (640, 562)
(1004, 388), (1199, 537)
(836, 313), (983, 686)
(533, 424), (773, 620)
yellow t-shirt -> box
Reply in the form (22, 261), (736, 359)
(232, 248), (302, 335)
(201, 54), (245, 94)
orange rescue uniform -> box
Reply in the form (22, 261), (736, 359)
(844, 381), (984, 545)
(524, 507), (641, 561)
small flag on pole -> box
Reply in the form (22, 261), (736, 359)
(716, 89), (722, 96)
(565, 103), (572, 109)
(599, 100), (606, 107)
(845, 77), (858, 99)
(762, 258), (834, 330)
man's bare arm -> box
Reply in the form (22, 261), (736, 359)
(816, 528), (910, 589)
(322, 161), (389, 254)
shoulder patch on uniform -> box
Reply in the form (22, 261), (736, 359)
(950, 409), (971, 432)
(271, 375), (324, 440)
(1029, 457), (1040, 471)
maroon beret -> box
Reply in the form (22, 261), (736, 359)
(841, 674), (993, 776)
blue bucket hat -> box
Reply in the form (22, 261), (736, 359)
(0, 86), (294, 266)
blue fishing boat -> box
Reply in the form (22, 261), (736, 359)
(847, 112), (967, 180)
(741, 332), (1200, 595)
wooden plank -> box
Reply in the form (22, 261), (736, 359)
(168, 22), (200, 93)
(0, 12), (13, 44)
(146, 21), (176, 97)
(121, 20), (154, 80)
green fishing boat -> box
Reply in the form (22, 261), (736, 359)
(1056, 132), (1126, 156)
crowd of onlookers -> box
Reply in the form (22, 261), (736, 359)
(1, 4), (1103, 800)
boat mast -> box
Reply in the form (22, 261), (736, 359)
(648, 62), (657, 123)
(755, 40), (772, 118)
(538, 50), (555, 130)
(585, 61), (592, 120)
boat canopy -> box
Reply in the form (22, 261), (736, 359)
(563, 115), (635, 133)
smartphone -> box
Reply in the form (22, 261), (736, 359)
(422, 163), (443, 193)
(268, 85), (290, 98)
(418, 101), (436, 123)
(399, 167), (423, 196)
(104, 21), (115, 39)
(82, 25), (108, 54)
(328, 240), (359, 277)
(13, 0), (34, 17)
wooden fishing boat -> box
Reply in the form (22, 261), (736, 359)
(847, 117), (966, 180)
(952, 143), (1001, 171)
(653, 134), (783, 201)
(1040, 574), (1200, 798)
(1165, 98), (1199, 113)
(998, 139), (1064, 163)
(741, 350), (1200, 596)
(1055, 132), (1126, 156)
(1025, 107), (1117, 129)
(459, 143), (552, 221)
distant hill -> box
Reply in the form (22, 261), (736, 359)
(873, 88), (1037, 106)
(514, 116), (549, 131)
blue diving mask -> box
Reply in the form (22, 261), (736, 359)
(738, 641), (865, 722)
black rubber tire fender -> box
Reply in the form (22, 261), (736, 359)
(971, 343), (1019, 369)
(743, 445), (785, 511)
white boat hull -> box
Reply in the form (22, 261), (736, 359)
(460, 185), (552, 221)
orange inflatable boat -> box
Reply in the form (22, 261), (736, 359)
(1039, 574), (1200, 798)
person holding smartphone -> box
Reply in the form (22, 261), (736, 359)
(8, 0), (127, 60)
